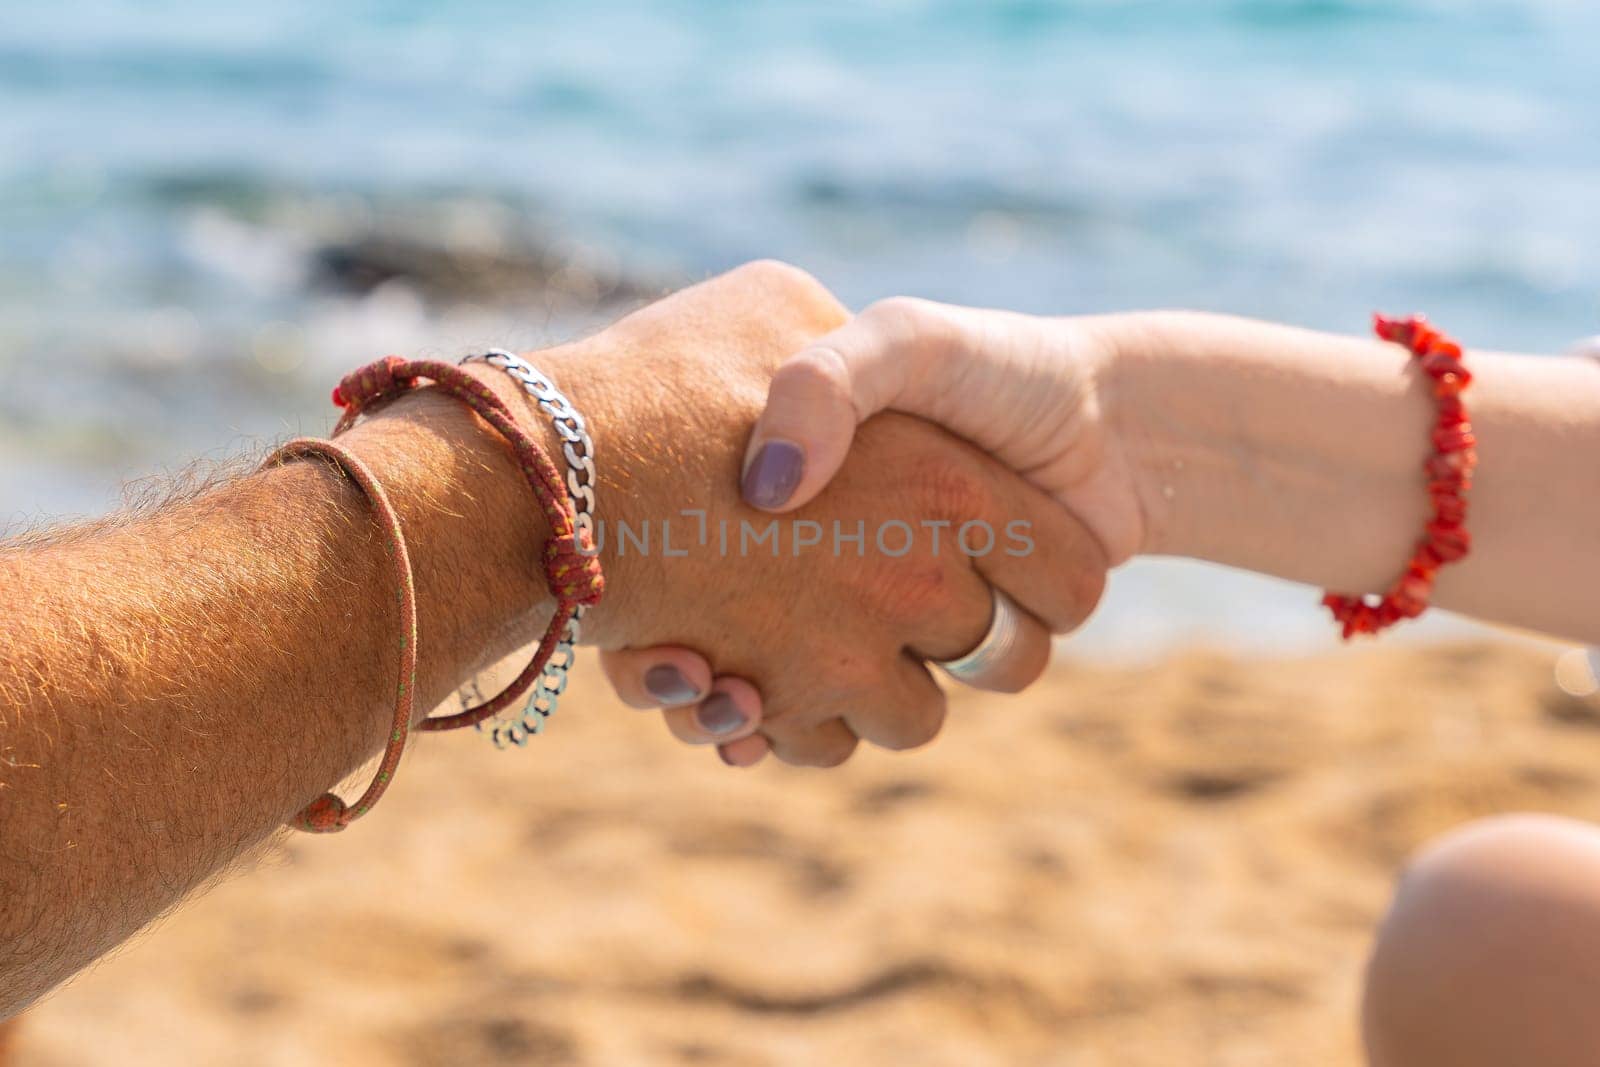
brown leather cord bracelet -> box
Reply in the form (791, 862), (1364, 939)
(264, 438), (419, 833)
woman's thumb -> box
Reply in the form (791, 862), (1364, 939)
(739, 299), (950, 512)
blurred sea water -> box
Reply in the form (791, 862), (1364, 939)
(2, 0), (1596, 654)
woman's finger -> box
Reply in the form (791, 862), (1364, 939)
(716, 733), (770, 768)
(662, 676), (765, 746)
(598, 646), (712, 709)
(602, 650), (773, 767)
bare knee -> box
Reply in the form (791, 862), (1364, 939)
(1363, 814), (1600, 1067)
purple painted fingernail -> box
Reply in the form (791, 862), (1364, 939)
(644, 664), (700, 705)
(696, 693), (748, 736)
(740, 440), (804, 509)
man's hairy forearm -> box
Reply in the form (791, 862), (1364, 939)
(0, 260), (908, 1014)
(0, 383), (559, 1015)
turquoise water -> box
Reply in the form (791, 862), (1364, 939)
(2, 1), (1595, 649)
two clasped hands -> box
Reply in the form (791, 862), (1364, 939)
(568, 262), (1118, 768)
(547, 261), (1597, 770)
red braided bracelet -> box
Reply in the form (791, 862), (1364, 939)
(272, 356), (604, 833)
(1322, 314), (1476, 639)
(330, 356), (604, 732)
(265, 438), (419, 833)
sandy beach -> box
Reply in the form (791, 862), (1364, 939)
(11, 638), (1595, 1066)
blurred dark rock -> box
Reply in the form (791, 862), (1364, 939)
(312, 231), (662, 307)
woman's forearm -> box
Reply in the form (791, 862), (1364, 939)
(1106, 311), (1600, 643)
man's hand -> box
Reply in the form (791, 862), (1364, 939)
(554, 264), (1109, 765)
(0, 261), (1107, 1014)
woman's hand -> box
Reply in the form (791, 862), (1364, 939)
(736, 298), (1143, 564)
(609, 298), (1600, 765)
(602, 297), (1132, 766)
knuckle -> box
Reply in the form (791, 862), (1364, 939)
(860, 296), (956, 350)
(861, 559), (960, 627)
(861, 295), (929, 329)
(810, 734), (859, 768)
(1033, 587), (1097, 637)
(733, 259), (846, 329)
(766, 716), (858, 768)
(878, 701), (946, 752)
(773, 345), (853, 409)
(1063, 563), (1107, 633)
(757, 692), (823, 739)
(737, 257), (815, 289)
(1040, 537), (1108, 634)
(909, 453), (995, 525)
(1016, 541), (1106, 636)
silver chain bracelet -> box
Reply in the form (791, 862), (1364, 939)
(459, 348), (597, 747)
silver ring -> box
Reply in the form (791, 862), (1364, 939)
(935, 588), (1023, 686)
